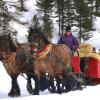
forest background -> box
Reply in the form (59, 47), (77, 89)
(0, 0), (100, 49)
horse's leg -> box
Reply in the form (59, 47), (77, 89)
(56, 77), (62, 94)
(26, 74), (34, 94)
(8, 75), (20, 97)
(63, 77), (71, 93)
(64, 73), (83, 92)
(48, 77), (56, 93)
(26, 74), (36, 94)
(32, 74), (40, 95)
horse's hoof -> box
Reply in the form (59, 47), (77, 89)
(33, 92), (39, 95)
(48, 88), (56, 93)
(57, 90), (62, 94)
(8, 92), (20, 97)
(77, 86), (83, 90)
(27, 88), (33, 94)
(28, 90), (33, 94)
(33, 90), (39, 95)
(57, 91), (62, 94)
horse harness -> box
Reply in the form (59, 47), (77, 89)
(30, 44), (67, 68)
(30, 44), (52, 59)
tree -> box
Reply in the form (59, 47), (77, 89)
(74, 0), (93, 42)
(36, 0), (54, 38)
(54, 0), (76, 35)
(31, 14), (41, 30)
(6, 0), (28, 11)
(0, 0), (11, 35)
(94, 0), (100, 16)
(64, 0), (75, 25)
(18, 0), (28, 11)
(54, 0), (64, 35)
(0, 0), (17, 36)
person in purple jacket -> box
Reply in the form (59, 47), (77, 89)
(58, 25), (84, 90)
(58, 25), (79, 55)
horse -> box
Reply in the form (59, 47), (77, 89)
(27, 28), (83, 93)
(30, 43), (72, 93)
(0, 34), (39, 96)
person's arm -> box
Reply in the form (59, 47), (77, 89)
(58, 37), (62, 44)
(72, 37), (79, 51)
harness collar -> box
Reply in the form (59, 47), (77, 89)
(31, 44), (52, 59)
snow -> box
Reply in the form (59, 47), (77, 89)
(1, 61), (100, 100)
(5, 0), (100, 50)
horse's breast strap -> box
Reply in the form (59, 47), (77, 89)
(33, 44), (52, 59)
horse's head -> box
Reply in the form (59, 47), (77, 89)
(0, 34), (18, 60)
(28, 27), (39, 43)
(28, 27), (50, 50)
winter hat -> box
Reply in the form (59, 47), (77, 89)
(65, 25), (71, 31)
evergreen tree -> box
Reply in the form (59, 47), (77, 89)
(55, 0), (66, 35)
(74, 0), (93, 42)
(18, 0), (28, 11)
(94, 0), (100, 16)
(0, 0), (17, 36)
(64, 0), (75, 26)
(0, 0), (10, 35)
(54, 0), (62, 35)
(31, 14), (41, 30)
(54, 0), (76, 35)
(36, 0), (54, 38)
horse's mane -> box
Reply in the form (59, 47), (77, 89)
(8, 34), (18, 52)
(37, 32), (50, 44)
(28, 27), (50, 44)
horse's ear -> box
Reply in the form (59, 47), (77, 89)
(8, 34), (18, 52)
(8, 33), (10, 35)
(8, 33), (12, 39)
(8, 33), (11, 37)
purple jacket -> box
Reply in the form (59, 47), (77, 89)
(58, 34), (79, 51)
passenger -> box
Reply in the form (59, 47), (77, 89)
(58, 25), (79, 56)
(58, 25), (83, 90)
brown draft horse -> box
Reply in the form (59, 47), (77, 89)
(0, 34), (39, 96)
(32, 43), (72, 93)
(27, 29), (73, 93)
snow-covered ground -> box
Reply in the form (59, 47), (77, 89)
(0, 61), (100, 100)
